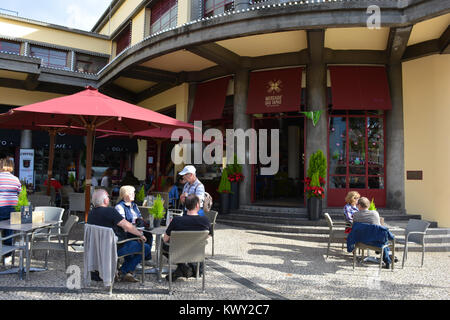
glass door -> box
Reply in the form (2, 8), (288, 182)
(327, 111), (386, 207)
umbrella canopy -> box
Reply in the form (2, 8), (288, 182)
(0, 86), (193, 133)
(0, 86), (194, 221)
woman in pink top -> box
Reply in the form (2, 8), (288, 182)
(0, 156), (21, 246)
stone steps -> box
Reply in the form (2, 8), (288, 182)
(216, 206), (449, 252)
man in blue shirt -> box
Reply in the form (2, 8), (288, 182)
(178, 165), (205, 216)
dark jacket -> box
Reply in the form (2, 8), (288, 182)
(346, 222), (395, 264)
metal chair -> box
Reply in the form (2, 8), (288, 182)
(28, 194), (51, 207)
(83, 224), (145, 295)
(159, 230), (209, 295)
(167, 209), (183, 225)
(0, 232), (25, 278)
(203, 210), (218, 256)
(68, 192), (85, 221)
(32, 206), (65, 239)
(29, 215), (79, 270)
(396, 219), (430, 268)
(352, 240), (395, 271)
(324, 212), (348, 258)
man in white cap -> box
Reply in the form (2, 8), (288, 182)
(178, 165), (205, 216)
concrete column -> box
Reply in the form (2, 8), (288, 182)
(20, 130), (32, 149)
(234, 0), (250, 11)
(385, 63), (406, 211)
(233, 69), (251, 206)
(305, 30), (328, 204)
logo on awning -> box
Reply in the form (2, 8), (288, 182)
(265, 79), (283, 107)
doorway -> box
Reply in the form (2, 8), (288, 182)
(252, 114), (305, 207)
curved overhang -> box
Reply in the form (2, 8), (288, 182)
(97, 0), (450, 89)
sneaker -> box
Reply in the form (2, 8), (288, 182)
(165, 268), (184, 282)
(383, 263), (391, 269)
(90, 271), (103, 282)
(121, 272), (139, 283)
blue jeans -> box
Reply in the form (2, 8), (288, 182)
(0, 206), (14, 246)
(117, 240), (151, 274)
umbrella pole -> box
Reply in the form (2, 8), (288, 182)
(84, 128), (94, 222)
(46, 130), (56, 197)
(156, 139), (162, 191)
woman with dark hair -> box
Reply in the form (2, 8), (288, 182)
(100, 168), (113, 188)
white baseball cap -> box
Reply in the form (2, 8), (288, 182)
(178, 165), (196, 175)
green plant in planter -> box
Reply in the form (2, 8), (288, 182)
(305, 150), (327, 199)
(15, 185), (29, 212)
(369, 198), (377, 211)
(217, 167), (231, 193)
(148, 194), (165, 220)
(135, 185), (146, 203)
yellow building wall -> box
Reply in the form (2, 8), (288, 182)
(133, 84), (190, 180)
(403, 54), (450, 227)
(177, 0), (191, 26)
(99, 0), (143, 36)
(0, 17), (110, 55)
(131, 8), (146, 46)
(0, 87), (64, 106)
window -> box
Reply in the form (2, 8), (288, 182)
(328, 111), (386, 205)
(150, 0), (178, 35)
(115, 24), (131, 56)
(30, 46), (68, 69)
(75, 54), (108, 74)
(0, 40), (21, 54)
(204, 0), (233, 18)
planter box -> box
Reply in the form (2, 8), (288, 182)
(307, 197), (323, 221)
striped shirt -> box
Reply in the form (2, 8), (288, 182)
(0, 172), (22, 207)
(182, 179), (205, 208)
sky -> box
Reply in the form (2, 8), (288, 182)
(0, 0), (113, 31)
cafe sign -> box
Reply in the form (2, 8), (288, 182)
(19, 149), (34, 185)
(246, 67), (303, 114)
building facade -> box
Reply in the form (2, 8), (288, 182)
(0, 0), (449, 226)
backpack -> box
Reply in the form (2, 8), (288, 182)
(203, 192), (213, 212)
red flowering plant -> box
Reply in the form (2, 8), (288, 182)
(304, 173), (326, 199)
(304, 150), (327, 199)
(227, 154), (244, 183)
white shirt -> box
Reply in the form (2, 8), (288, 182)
(100, 176), (110, 187)
(115, 203), (140, 224)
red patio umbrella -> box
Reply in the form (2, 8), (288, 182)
(0, 86), (194, 220)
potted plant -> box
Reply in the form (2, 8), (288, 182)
(15, 185), (29, 212)
(227, 154), (244, 210)
(135, 185), (146, 206)
(148, 194), (165, 227)
(217, 167), (232, 214)
(305, 150), (327, 221)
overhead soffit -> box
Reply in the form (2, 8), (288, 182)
(325, 27), (390, 50)
(0, 70), (28, 81)
(140, 50), (217, 73)
(408, 13), (450, 46)
(216, 30), (308, 57)
(113, 77), (156, 93)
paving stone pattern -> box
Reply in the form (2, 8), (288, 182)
(0, 222), (448, 300)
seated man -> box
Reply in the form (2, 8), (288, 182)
(87, 189), (151, 283)
(162, 194), (212, 281)
(354, 197), (381, 225)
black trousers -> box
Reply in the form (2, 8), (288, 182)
(161, 242), (203, 275)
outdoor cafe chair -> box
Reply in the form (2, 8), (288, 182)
(396, 219), (430, 268)
(68, 192), (85, 220)
(159, 230), (209, 295)
(29, 215), (79, 270)
(324, 213), (348, 258)
(203, 210), (218, 256)
(352, 239), (395, 271)
(0, 232), (25, 278)
(28, 194), (51, 207)
(31, 206), (65, 241)
(84, 223), (145, 295)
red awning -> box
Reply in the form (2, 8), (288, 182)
(246, 67), (303, 114)
(329, 66), (392, 110)
(189, 76), (231, 122)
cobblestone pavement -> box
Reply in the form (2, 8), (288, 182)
(0, 222), (448, 300)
